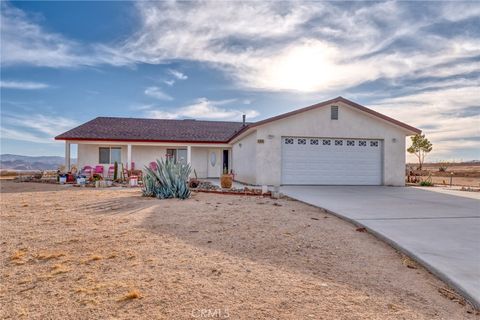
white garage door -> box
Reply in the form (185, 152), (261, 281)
(281, 137), (382, 185)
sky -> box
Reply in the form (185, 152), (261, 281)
(0, 1), (479, 161)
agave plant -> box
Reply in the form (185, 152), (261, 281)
(142, 158), (191, 199)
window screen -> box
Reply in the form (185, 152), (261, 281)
(166, 149), (177, 162)
(331, 105), (339, 120)
(99, 148), (110, 164)
(110, 147), (121, 163)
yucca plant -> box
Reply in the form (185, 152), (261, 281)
(142, 158), (191, 199)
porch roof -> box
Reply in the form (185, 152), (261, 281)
(55, 117), (246, 143)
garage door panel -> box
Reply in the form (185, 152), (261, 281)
(281, 137), (382, 185)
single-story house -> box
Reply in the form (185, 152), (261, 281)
(55, 97), (421, 186)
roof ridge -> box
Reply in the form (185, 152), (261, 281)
(94, 116), (244, 124)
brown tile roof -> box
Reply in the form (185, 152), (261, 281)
(55, 117), (246, 143)
(55, 97), (420, 143)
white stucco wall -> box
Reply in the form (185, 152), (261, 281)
(249, 101), (409, 186)
(191, 147), (208, 178)
(77, 143), (225, 179)
(131, 145), (166, 171)
(232, 131), (257, 184)
(77, 144), (128, 173)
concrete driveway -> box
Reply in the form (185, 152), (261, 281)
(281, 186), (480, 308)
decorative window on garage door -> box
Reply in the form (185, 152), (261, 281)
(297, 138), (306, 145)
(347, 140), (355, 146)
(310, 139), (319, 145)
(335, 140), (343, 146)
(322, 139), (331, 145)
(370, 141), (379, 147)
(359, 140), (367, 146)
(285, 138), (294, 144)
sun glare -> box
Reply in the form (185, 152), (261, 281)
(265, 41), (338, 92)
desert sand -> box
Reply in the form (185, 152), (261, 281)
(0, 181), (477, 319)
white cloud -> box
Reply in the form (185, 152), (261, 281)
(145, 98), (259, 121)
(115, 1), (480, 93)
(163, 79), (175, 86)
(0, 2), (130, 68)
(144, 86), (173, 101)
(168, 69), (188, 80)
(3, 1), (479, 94)
(1, 113), (78, 143)
(370, 85), (480, 161)
(0, 80), (49, 90)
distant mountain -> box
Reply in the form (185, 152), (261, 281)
(0, 154), (76, 171)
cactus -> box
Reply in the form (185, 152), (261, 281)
(113, 161), (118, 181)
(142, 157), (191, 199)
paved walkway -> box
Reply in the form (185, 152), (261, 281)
(281, 186), (480, 308)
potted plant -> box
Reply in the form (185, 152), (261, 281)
(57, 165), (67, 184)
(189, 169), (200, 188)
(90, 173), (103, 187)
(220, 166), (233, 189)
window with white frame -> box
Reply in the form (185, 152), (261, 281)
(166, 148), (188, 164)
(297, 138), (307, 145)
(99, 147), (121, 164)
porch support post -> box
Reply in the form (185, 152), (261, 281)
(65, 141), (71, 171)
(127, 144), (132, 169)
(187, 145), (192, 164)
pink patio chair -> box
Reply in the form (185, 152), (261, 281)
(82, 165), (93, 177)
(107, 165), (115, 179)
(94, 165), (104, 177)
(149, 161), (158, 171)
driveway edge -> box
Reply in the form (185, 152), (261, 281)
(287, 196), (480, 310)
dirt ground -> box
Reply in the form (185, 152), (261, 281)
(408, 162), (480, 187)
(0, 181), (477, 319)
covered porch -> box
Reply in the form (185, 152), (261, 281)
(64, 140), (232, 179)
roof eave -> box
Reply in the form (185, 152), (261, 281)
(54, 137), (231, 144)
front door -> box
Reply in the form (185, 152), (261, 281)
(222, 150), (229, 173)
(207, 149), (221, 178)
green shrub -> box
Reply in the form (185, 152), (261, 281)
(142, 158), (191, 199)
(419, 174), (434, 186)
(419, 180), (434, 186)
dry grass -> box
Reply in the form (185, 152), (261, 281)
(402, 255), (418, 269)
(11, 249), (27, 261)
(119, 289), (141, 301)
(84, 255), (103, 263)
(50, 264), (70, 275)
(36, 252), (65, 261)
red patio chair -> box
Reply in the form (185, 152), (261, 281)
(82, 165), (93, 177)
(94, 165), (104, 177)
(149, 161), (158, 171)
